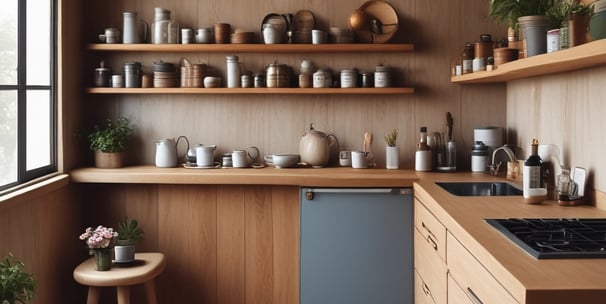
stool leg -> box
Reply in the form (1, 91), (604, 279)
(144, 279), (158, 304)
(87, 287), (101, 304)
(116, 286), (130, 304)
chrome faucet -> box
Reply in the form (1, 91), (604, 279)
(488, 145), (517, 176)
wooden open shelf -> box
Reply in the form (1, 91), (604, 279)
(86, 87), (415, 95)
(451, 39), (606, 84)
(87, 43), (414, 53)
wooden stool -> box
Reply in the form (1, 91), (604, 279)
(73, 252), (166, 304)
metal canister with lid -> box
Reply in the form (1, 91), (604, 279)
(266, 61), (290, 88)
(471, 141), (489, 173)
(123, 62), (142, 88)
(374, 65), (390, 88)
(340, 69), (357, 88)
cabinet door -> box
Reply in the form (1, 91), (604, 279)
(447, 232), (518, 304)
(414, 198), (446, 261)
(415, 270), (437, 304)
(447, 273), (474, 304)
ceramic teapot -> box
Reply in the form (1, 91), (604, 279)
(155, 136), (189, 167)
(299, 124), (338, 167)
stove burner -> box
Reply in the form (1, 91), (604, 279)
(485, 218), (606, 259)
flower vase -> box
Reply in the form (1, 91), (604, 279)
(92, 248), (112, 271)
(386, 146), (399, 169)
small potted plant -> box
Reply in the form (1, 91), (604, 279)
(384, 128), (399, 170)
(0, 254), (35, 303)
(114, 217), (144, 263)
(79, 225), (118, 271)
(88, 117), (134, 168)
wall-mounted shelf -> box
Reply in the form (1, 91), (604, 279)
(87, 43), (414, 53)
(451, 39), (606, 84)
(86, 87), (415, 95)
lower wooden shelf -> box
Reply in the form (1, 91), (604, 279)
(86, 87), (414, 95)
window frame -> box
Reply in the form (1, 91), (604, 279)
(0, 0), (57, 192)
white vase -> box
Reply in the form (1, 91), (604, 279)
(114, 245), (136, 263)
(386, 146), (399, 169)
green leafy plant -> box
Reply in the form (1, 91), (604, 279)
(548, 0), (594, 24)
(87, 117), (134, 153)
(489, 0), (555, 29)
(0, 254), (35, 304)
(384, 129), (399, 147)
(116, 217), (144, 246)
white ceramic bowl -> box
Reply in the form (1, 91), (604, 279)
(265, 153), (300, 168)
(204, 76), (222, 88)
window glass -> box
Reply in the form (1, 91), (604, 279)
(26, 90), (51, 170)
(0, 1), (18, 85)
(0, 91), (18, 186)
(27, 0), (51, 85)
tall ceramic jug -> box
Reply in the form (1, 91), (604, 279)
(123, 12), (148, 43)
(151, 7), (179, 44)
(155, 136), (189, 167)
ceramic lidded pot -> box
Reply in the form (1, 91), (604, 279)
(299, 123), (338, 167)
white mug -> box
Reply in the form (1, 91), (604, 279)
(196, 145), (216, 167)
(339, 151), (352, 167)
(232, 150), (248, 168)
(351, 151), (368, 169)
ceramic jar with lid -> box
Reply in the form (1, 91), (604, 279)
(123, 62), (141, 88)
(226, 56), (241, 88)
(374, 65), (390, 88)
(471, 141), (489, 172)
(340, 69), (357, 88)
(94, 61), (111, 87)
(266, 62), (289, 88)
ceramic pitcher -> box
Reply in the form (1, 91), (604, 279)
(155, 136), (189, 167)
(123, 11), (148, 43)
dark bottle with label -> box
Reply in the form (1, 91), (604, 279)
(523, 139), (543, 195)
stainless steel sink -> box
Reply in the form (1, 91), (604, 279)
(435, 182), (522, 196)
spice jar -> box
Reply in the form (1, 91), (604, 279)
(374, 65), (390, 88)
(462, 43), (474, 74)
(266, 61), (289, 88)
(123, 62), (141, 88)
(340, 69), (357, 88)
(471, 141), (489, 173)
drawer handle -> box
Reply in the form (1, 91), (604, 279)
(426, 234), (438, 251)
(465, 287), (484, 304)
(421, 221), (437, 239)
(422, 282), (432, 296)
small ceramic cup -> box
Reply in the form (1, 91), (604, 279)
(232, 150), (249, 168)
(339, 151), (352, 167)
(351, 151), (368, 169)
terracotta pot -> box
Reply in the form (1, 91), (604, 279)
(94, 150), (126, 168)
(569, 13), (590, 47)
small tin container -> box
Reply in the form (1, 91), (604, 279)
(254, 73), (265, 88)
(360, 73), (373, 88)
(340, 69), (357, 88)
(241, 74), (252, 88)
(313, 70), (327, 88)
(374, 65), (390, 88)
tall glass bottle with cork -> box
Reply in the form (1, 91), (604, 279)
(523, 138), (547, 202)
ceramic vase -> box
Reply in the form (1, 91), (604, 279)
(92, 248), (112, 271)
(386, 146), (399, 170)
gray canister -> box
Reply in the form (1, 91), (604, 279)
(123, 62), (142, 88)
(471, 141), (489, 172)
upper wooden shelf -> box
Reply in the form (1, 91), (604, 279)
(86, 87), (414, 95)
(87, 43), (414, 53)
(451, 39), (606, 84)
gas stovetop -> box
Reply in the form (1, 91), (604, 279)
(485, 218), (606, 259)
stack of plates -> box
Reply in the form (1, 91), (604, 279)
(231, 31), (256, 44)
(153, 61), (178, 88)
(330, 27), (354, 43)
(181, 63), (207, 88)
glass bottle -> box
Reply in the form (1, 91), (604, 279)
(462, 43), (474, 74)
(523, 138), (543, 192)
(415, 127), (432, 171)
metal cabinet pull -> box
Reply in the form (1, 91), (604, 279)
(465, 287), (484, 304)
(426, 234), (438, 251)
(422, 282), (432, 296)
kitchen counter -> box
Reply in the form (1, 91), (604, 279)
(414, 172), (606, 303)
(69, 165), (418, 187)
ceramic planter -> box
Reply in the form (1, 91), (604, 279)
(518, 15), (551, 57)
(386, 146), (399, 170)
(94, 150), (126, 168)
(114, 245), (136, 263)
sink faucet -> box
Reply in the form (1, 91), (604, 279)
(488, 145), (517, 176)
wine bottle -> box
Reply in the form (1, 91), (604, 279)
(523, 138), (544, 197)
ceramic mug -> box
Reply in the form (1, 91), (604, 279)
(232, 150), (248, 168)
(339, 151), (352, 167)
(196, 145), (216, 167)
(99, 28), (120, 43)
(351, 151), (369, 169)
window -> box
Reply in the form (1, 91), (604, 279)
(0, 0), (56, 191)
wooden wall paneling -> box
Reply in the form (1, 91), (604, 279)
(157, 184), (193, 302)
(188, 185), (219, 304)
(245, 186), (274, 304)
(124, 184), (160, 251)
(217, 185), (246, 304)
(271, 186), (300, 304)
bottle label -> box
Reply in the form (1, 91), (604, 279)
(523, 165), (541, 189)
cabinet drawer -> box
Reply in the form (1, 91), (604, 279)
(447, 272), (473, 304)
(414, 228), (447, 304)
(447, 232), (518, 304)
(414, 270), (437, 304)
(414, 198), (446, 261)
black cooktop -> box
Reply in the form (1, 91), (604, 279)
(485, 218), (606, 259)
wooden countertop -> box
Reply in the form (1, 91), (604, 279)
(414, 172), (606, 304)
(69, 165), (418, 188)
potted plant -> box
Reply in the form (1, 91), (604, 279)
(489, 0), (555, 56)
(79, 225), (118, 271)
(114, 217), (144, 263)
(0, 254), (35, 304)
(88, 117), (134, 168)
(549, 0), (594, 48)
(384, 128), (399, 170)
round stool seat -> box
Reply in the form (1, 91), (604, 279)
(74, 252), (166, 304)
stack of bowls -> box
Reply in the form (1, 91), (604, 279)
(493, 48), (519, 68)
(153, 61), (178, 88)
(330, 27), (354, 43)
(231, 31), (256, 44)
(214, 23), (232, 44)
(180, 59), (207, 88)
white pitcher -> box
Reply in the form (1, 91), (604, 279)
(155, 136), (189, 168)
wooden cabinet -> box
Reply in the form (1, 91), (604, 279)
(447, 232), (518, 304)
(414, 198), (447, 304)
